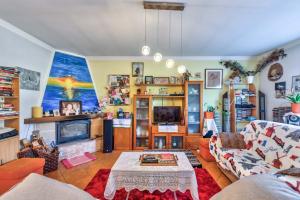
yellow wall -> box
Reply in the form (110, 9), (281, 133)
(88, 58), (259, 114)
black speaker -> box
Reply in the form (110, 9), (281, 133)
(103, 119), (113, 153)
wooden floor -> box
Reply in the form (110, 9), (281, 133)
(46, 150), (231, 190)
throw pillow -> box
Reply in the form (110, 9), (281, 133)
(220, 133), (246, 149)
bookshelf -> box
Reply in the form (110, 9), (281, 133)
(0, 67), (20, 164)
(228, 83), (257, 132)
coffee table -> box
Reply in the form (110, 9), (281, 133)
(104, 152), (199, 200)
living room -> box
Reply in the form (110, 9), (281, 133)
(0, 1), (299, 200)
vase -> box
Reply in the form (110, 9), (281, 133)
(247, 75), (254, 84)
(291, 103), (300, 113)
(204, 112), (214, 119)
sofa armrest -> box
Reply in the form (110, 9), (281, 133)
(209, 135), (223, 162)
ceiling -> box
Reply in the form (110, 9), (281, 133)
(0, 0), (300, 56)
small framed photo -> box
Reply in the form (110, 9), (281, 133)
(59, 100), (82, 116)
(169, 76), (176, 84)
(153, 77), (169, 84)
(132, 62), (144, 77)
(53, 109), (60, 116)
(145, 76), (153, 84)
(292, 75), (300, 93)
(205, 69), (223, 89)
(275, 81), (286, 98)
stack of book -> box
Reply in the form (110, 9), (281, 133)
(0, 66), (18, 97)
(273, 106), (291, 123)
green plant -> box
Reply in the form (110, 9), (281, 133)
(286, 93), (300, 103)
(204, 103), (217, 112)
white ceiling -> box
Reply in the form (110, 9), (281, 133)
(0, 0), (300, 56)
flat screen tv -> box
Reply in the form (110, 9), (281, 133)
(153, 106), (181, 124)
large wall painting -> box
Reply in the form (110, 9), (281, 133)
(42, 52), (98, 112)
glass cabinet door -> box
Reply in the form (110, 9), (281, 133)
(171, 136), (184, 149)
(153, 136), (167, 149)
(135, 98), (150, 148)
(187, 83), (201, 134)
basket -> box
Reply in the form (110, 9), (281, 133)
(17, 148), (36, 158)
(35, 148), (60, 174)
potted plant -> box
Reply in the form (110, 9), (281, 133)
(286, 93), (300, 113)
(204, 104), (216, 119)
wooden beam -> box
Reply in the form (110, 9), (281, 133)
(143, 1), (185, 11)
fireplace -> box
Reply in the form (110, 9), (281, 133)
(56, 119), (91, 145)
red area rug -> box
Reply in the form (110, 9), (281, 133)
(85, 168), (221, 200)
(61, 152), (96, 169)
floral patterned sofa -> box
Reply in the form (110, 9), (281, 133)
(209, 120), (300, 193)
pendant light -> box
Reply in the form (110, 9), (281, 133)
(166, 11), (175, 69)
(141, 9), (150, 56)
(177, 12), (186, 74)
(154, 9), (162, 62)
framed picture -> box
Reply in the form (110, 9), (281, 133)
(205, 69), (223, 89)
(59, 100), (82, 116)
(153, 77), (169, 84)
(169, 76), (176, 84)
(132, 62), (144, 77)
(53, 109), (60, 116)
(292, 75), (300, 93)
(145, 76), (153, 84)
(275, 82), (286, 98)
(108, 75), (130, 87)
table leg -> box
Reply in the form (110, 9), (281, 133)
(126, 191), (130, 200)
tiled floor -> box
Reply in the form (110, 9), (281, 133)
(46, 150), (231, 190)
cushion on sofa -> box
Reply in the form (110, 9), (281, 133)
(219, 133), (246, 149)
(211, 174), (300, 200)
(0, 173), (96, 200)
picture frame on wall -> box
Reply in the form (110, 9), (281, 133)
(275, 81), (286, 98)
(292, 75), (300, 93)
(153, 77), (169, 84)
(132, 62), (144, 77)
(145, 76), (153, 84)
(205, 69), (223, 89)
(59, 100), (82, 116)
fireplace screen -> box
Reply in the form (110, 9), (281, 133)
(56, 119), (90, 144)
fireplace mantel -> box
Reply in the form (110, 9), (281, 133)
(24, 114), (101, 124)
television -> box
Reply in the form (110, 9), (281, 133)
(153, 106), (181, 124)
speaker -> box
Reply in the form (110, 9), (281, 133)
(103, 119), (113, 153)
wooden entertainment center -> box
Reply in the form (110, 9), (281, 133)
(133, 81), (204, 150)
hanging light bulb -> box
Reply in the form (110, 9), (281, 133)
(154, 52), (162, 63)
(177, 65), (186, 74)
(141, 9), (150, 56)
(141, 45), (150, 56)
(166, 59), (175, 68)
(177, 13), (187, 74)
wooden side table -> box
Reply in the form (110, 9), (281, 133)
(114, 127), (132, 150)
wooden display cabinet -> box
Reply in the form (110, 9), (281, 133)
(151, 125), (185, 149)
(133, 95), (152, 149)
(185, 81), (203, 149)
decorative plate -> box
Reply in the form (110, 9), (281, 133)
(268, 63), (283, 81)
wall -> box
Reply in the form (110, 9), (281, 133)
(0, 19), (54, 139)
(259, 41), (300, 120)
(88, 58), (259, 114)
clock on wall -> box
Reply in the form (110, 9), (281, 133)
(268, 63), (283, 81)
